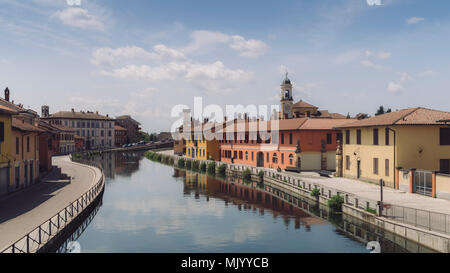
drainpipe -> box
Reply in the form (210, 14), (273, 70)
(387, 127), (396, 189)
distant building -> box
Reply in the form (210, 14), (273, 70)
(115, 115), (141, 143)
(0, 103), (18, 196)
(173, 125), (185, 156)
(114, 125), (127, 147)
(158, 132), (173, 141)
(74, 136), (84, 152)
(42, 107), (115, 150)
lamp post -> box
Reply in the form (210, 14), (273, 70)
(378, 179), (384, 216)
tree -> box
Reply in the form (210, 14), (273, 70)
(375, 106), (385, 116)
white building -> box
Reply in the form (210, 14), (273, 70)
(42, 106), (115, 150)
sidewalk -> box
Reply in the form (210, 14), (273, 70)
(0, 155), (101, 249)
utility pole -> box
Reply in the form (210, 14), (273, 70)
(378, 179), (384, 216)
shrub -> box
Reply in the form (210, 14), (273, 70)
(200, 162), (207, 172)
(192, 160), (200, 171)
(242, 169), (251, 181)
(277, 167), (282, 172)
(207, 162), (216, 175)
(257, 171), (264, 178)
(365, 208), (377, 215)
(178, 158), (185, 168)
(328, 195), (344, 212)
(169, 157), (174, 165)
(155, 154), (162, 162)
(311, 188), (320, 198)
(217, 164), (227, 177)
(185, 160), (192, 170)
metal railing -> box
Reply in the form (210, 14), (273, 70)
(382, 204), (450, 234)
(1, 158), (105, 253)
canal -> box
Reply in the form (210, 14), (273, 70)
(56, 151), (435, 253)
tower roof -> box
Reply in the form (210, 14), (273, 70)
(282, 72), (291, 85)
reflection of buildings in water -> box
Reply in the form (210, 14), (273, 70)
(114, 152), (141, 177)
(176, 168), (325, 231)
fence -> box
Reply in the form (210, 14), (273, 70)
(382, 204), (450, 235)
(0, 158), (105, 253)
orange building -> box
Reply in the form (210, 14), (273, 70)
(114, 125), (127, 147)
(218, 118), (353, 171)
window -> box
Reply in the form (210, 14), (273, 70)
(346, 156), (350, 170)
(101, 130), (104, 137)
(0, 122), (4, 143)
(440, 159), (450, 174)
(281, 153), (284, 164)
(373, 158), (379, 175)
(440, 128), (450, 145)
(245, 152), (248, 160)
(289, 133), (293, 145)
(289, 154), (294, 165)
(345, 130), (350, 144)
(272, 153), (278, 163)
(385, 159), (390, 176)
(108, 130), (112, 137)
(385, 128), (390, 146)
(252, 152), (254, 161)
(373, 128), (379, 145)
(267, 152), (269, 162)
(239, 151), (243, 160)
(234, 151), (237, 159)
(27, 136), (30, 152)
(326, 133), (332, 145)
(356, 130), (361, 145)
(336, 133), (343, 143)
(281, 133), (284, 144)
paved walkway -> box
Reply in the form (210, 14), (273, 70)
(159, 149), (450, 216)
(0, 156), (101, 250)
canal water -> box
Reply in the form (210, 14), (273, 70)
(57, 151), (434, 253)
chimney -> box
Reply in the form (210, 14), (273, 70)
(4, 87), (10, 102)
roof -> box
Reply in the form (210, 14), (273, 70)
(114, 125), (127, 131)
(38, 120), (75, 133)
(217, 117), (347, 133)
(46, 111), (114, 121)
(0, 98), (38, 116)
(12, 117), (44, 133)
(293, 100), (318, 109)
(116, 115), (141, 125)
(336, 107), (450, 128)
(299, 118), (356, 130)
(0, 104), (18, 115)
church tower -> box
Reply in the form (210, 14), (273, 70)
(280, 73), (293, 119)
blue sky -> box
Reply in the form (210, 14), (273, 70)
(0, 0), (449, 132)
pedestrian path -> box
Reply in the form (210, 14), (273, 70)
(0, 156), (101, 250)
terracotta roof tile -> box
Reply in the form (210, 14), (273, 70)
(300, 118), (357, 130)
(293, 100), (318, 108)
(12, 117), (44, 132)
(336, 107), (450, 128)
(114, 125), (127, 131)
(47, 111), (114, 120)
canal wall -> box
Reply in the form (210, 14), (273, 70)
(157, 152), (450, 253)
(0, 158), (105, 253)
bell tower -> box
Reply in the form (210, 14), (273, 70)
(280, 72), (293, 119)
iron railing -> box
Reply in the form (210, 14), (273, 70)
(1, 158), (105, 253)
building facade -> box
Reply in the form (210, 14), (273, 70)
(219, 118), (350, 171)
(336, 108), (450, 196)
(0, 104), (18, 196)
(185, 122), (220, 161)
(42, 107), (115, 150)
(115, 115), (141, 143)
(114, 125), (127, 147)
(11, 116), (42, 191)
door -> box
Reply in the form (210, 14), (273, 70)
(15, 166), (20, 189)
(0, 167), (8, 196)
(414, 170), (433, 196)
(357, 160), (361, 179)
(257, 152), (264, 167)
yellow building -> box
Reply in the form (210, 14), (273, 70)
(336, 107), (450, 198)
(0, 104), (18, 196)
(185, 122), (220, 161)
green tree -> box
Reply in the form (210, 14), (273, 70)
(375, 106), (385, 116)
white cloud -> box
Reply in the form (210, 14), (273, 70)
(419, 70), (435, 77)
(53, 7), (104, 31)
(360, 59), (388, 70)
(406, 17), (425, 25)
(387, 72), (412, 93)
(229, 35), (269, 58)
(183, 30), (268, 58)
(91, 46), (158, 66)
(366, 0), (382, 6)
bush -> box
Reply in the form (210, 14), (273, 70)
(192, 160), (200, 171)
(207, 162), (216, 175)
(178, 158), (185, 168)
(242, 169), (251, 181)
(217, 164), (227, 177)
(155, 154), (162, 162)
(258, 171), (264, 179)
(328, 195), (344, 212)
(277, 167), (282, 172)
(365, 208), (377, 215)
(200, 162), (207, 172)
(311, 188), (320, 198)
(185, 160), (192, 170)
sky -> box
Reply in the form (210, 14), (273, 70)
(0, 0), (449, 133)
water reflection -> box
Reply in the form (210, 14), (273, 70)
(57, 152), (435, 253)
